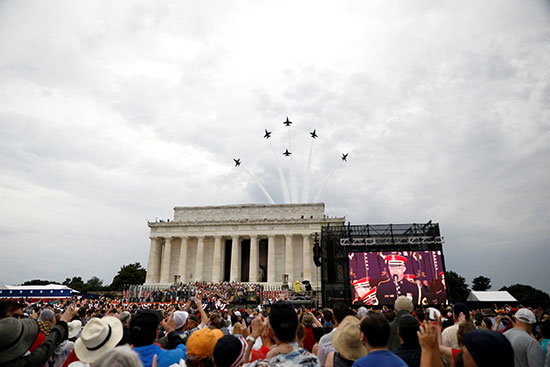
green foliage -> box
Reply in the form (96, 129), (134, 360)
(500, 284), (550, 308)
(62, 276), (85, 292)
(109, 262), (146, 291)
(84, 276), (104, 292)
(472, 276), (491, 291)
(445, 270), (470, 303)
(21, 279), (60, 286)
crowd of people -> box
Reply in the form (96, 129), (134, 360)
(1, 286), (549, 367)
(124, 282), (291, 305)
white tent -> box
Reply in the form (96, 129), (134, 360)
(0, 284), (79, 298)
(466, 291), (517, 303)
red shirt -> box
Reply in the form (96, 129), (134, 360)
(29, 332), (46, 352)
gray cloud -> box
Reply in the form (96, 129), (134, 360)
(1, 0), (548, 292)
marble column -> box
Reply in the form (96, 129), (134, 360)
(160, 237), (172, 284)
(195, 236), (205, 281)
(285, 234), (293, 283)
(145, 237), (161, 284)
(302, 234), (312, 281)
(177, 237), (188, 282)
(267, 235), (276, 283)
(249, 235), (258, 282)
(212, 236), (222, 282)
(230, 236), (240, 282)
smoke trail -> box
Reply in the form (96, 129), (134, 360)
(269, 140), (290, 203)
(313, 163), (339, 202)
(302, 138), (314, 202)
(242, 167), (276, 204)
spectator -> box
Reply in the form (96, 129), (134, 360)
(91, 345), (142, 367)
(463, 329), (514, 367)
(72, 316), (123, 365)
(387, 296), (414, 351)
(0, 300), (23, 319)
(38, 308), (57, 336)
(311, 327), (325, 356)
(186, 328), (223, 367)
(131, 310), (187, 367)
(353, 311), (407, 367)
(247, 301), (319, 367)
(393, 314), (421, 367)
(53, 320), (82, 367)
(117, 311), (132, 346)
(504, 308), (545, 367)
(213, 334), (248, 367)
(318, 302), (349, 366)
(325, 315), (366, 367)
(442, 303), (470, 349)
(0, 304), (75, 367)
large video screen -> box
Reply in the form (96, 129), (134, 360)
(349, 251), (447, 306)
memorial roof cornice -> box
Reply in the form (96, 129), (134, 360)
(173, 203), (325, 210)
(148, 217), (345, 227)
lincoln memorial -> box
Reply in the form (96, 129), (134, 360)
(144, 203), (345, 287)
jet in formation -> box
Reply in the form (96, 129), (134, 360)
(264, 129), (272, 139)
(283, 117), (292, 126)
(310, 129), (318, 139)
(341, 153), (349, 161)
(283, 149), (292, 157)
(233, 158), (241, 167)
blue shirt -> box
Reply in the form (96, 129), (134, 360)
(352, 350), (408, 367)
(133, 343), (187, 367)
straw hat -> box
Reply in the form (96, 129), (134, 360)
(74, 317), (123, 363)
(332, 316), (367, 361)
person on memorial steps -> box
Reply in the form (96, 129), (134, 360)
(374, 255), (422, 306)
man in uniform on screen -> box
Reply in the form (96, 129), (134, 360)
(375, 254), (423, 305)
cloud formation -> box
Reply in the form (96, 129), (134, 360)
(1, 0), (549, 292)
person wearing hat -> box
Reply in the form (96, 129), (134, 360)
(72, 316), (123, 365)
(503, 308), (545, 367)
(53, 320), (82, 367)
(324, 315), (366, 367)
(213, 334), (248, 367)
(0, 303), (76, 367)
(462, 329), (514, 367)
(185, 328), (223, 367)
(375, 255), (423, 306)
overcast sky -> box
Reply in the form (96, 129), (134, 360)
(1, 0), (549, 293)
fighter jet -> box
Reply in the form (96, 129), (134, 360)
(264, 129), (272, 139)
(283, 149), (292, 157)
(233, 158), (241, 167)
(310, 129), (318, 139)
(341, 153), (349, 161)
(283, 117), (292, 126)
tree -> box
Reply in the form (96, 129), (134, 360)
(109, 263), (146, 291)
(62, 276), (85, 292)
(500, 284), (550, 308)
(21, 279), (60, 286)
(472, 276), (491, 291)
(445, 271), (470, 303)
(84, 276), (104, 292)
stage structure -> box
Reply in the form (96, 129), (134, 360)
(321, 222), (448, 307)
(145, 203), (344, 288)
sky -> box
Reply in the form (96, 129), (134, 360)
(1, 0), (549, 293)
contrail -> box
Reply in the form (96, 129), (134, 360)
(242, 167), (276, 204)
(302, 138), (314, 202)
(313, 163), (339, 202)
(269, 139), (290, 203)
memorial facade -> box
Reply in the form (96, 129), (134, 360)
(144, 203), (345, 287)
